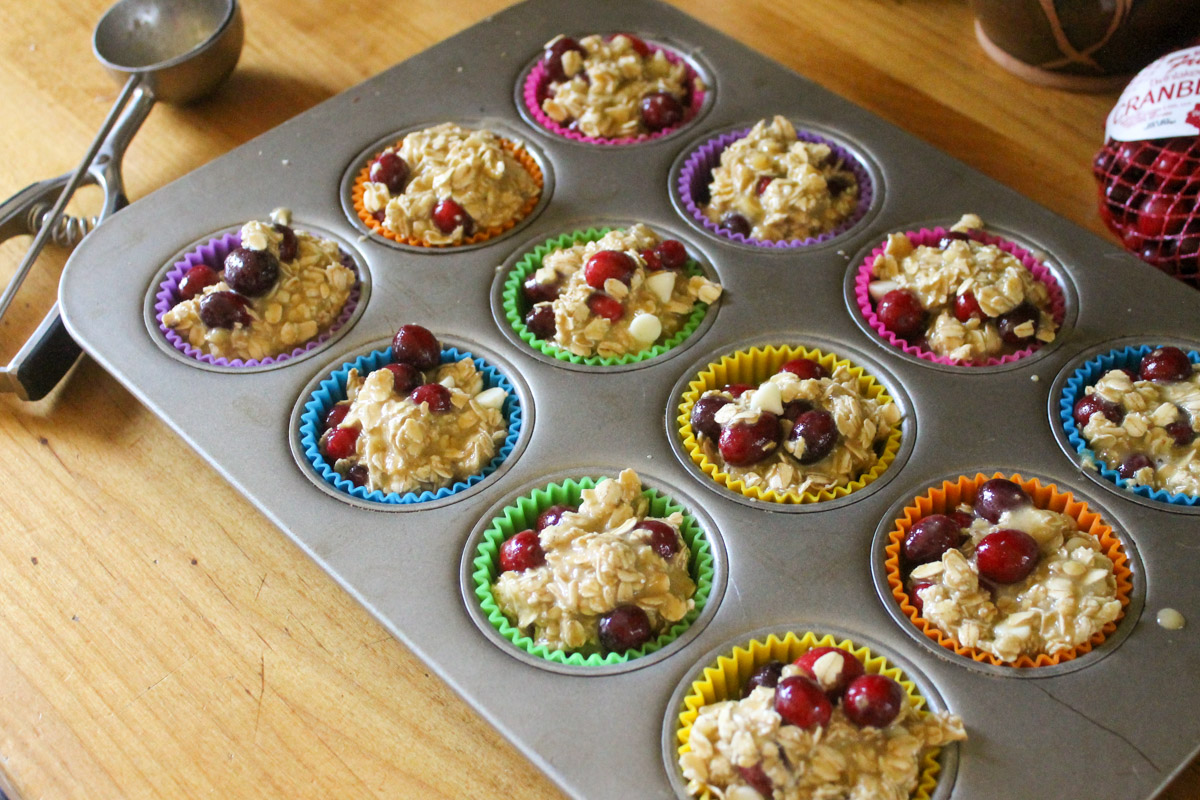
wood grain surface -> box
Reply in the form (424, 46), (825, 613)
(0, 0), (1196, 798)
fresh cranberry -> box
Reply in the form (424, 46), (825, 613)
(536, 504), (576, 531)
(274, 224), (298, 262)
(1122, 368), (1140, 382)
(372, 209), (386, 223)
(950, 510), (974, 529)
(788, 409), (837, 465)
(178, 264), (219, 301)
(938, 230), (970, 248)
(781, 399), (813, 421)
(322, 426), (359, 460)
(974, 478), (1031, 523)
(432, 199), (474, 236)
(499, 530), (545, 573)
(779, 358), (827, 380)
(391, 324), (441, 370)
(198, 291), (250, 328)
(744, 660), (785, 696)
(525, 305), (556, 338)
(369, 151), (410, 193)
(638, 248), (663, 271)
(639, 91), (684, 132)
(735, 764), (773, 798)
(909, 580), (934, 613)
(223, 247), (280, 297)
(598, 605), (653, 652)
(690, 395), (729, 439)
(774, 676), (831, 730)
(721, 213), (751, 237)
(718, 412), (781, 466)
(324, 402), (350, 430)
(408, 384), (452, 412)
(1167, 420), (1196, 446)
(637, 520), (680, 559)
(724, 383), (754, 398)
(843, 675), (904, 728)
(1140, 346), (1193, 382)
(1117, 452), (1154, 479)
(976, 529), (1040, 584)
(523, 275), (560, 304)
(1073, 394), (1123, 428)
(794, 647), (864, 700)
(587, 292), (624, 322)
(345, 464), (369, 488)
(543, 36), (585, 83)
(379, 362), (422, 395)
(654, 239), (689, 269)
(954, 291), (985, 322)
(1137, 194), (1184, 238)
(876, 289), (925, 338)
(996, 302), (1040, 345)
(613, 32), (651, 57)
(755, 176), (774, 195)
(584, 250), (636, 288)
(902, 514), (963, 565)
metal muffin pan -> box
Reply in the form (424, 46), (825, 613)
(57, 0), (1200, 798)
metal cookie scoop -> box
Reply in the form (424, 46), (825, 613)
(0, 0), (242, 401)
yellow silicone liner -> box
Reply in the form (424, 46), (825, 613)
(674, 631), (945, 800)
(351, 136), (544, 247)
(677, 345), (901, 504)
(884, 472), (1134, 669)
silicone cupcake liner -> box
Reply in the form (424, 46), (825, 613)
(677, 127), (873, 247)
(298, 345), (521, 505)
(677, 345), (902, 504)
(853, 228), (1066, 367)
(522, 40), (706, 145)
(1060, 345), (1200, 507)
(501, 227), (713, 366)
(673, 631), (947, 800)
(154, 231), (362, 368)
(470, 476), (715, 666)
(883, 472), (1134, 669)
(351, 137), (543, 247)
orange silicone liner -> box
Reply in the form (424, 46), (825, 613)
(351, 136), (544, 247)
(677, 345), (901, 504)
(674, 631), (947, 800)
(884, 473), (1133, 669)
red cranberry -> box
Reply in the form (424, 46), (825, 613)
(1073, 394), (1123, 428)
(322, 426), (359, 460)
(324, 402), (350, 430)
(690, 395), (729, 439)
(499, 530), (545, 573)
(408, 383), (452, 413)
(372, 209), (386, 223)
(637, 520), (680, 559)
(974, 478), (1031, 523)
(1167, 420), (1195, 446)
(1117, 452), (1154, 479)
(735, 764), (773, 798)
(788, 409), (838, 465)
(781, 399), (813, 422)
(755, 176), (774, 195)
(274, 223), (298, 262)
(525, 305), (556, 339)
(954, 291), (985, 322)
(744, 660), (785, 696)
(950, 510), (974, 530)
(587, 292), (624, 322)
(877, 289), (925, 338)
(391, 324), (441, 370)
(523, 275), (560, 304)
(843, 675), (904, 728)
(718, 412), (781, 466)
(996, 302), (1040, 345)
(379, 362), (422, 395)
(224, 247), (279, 297)
(536, 504), (576, 531)
(598, 605), (653, 652)
(198, 291), (251, 328)
(976, 529), (1040, 584)
(613, 32), (651, 57)
(779, 358), (827, 381)
(902, 514), (963, 565)
(794, 647), (864, 700)
(178, 264), (219, 301)
(432, 198), (474, 236)
(938, 230), (970, 248)
(345, 464), (369, 488)
(1137, 194), (1185, 238)
(724, 383), (755, 398)
(369, 151), (410, 193)
(542, 36), (585, 83)
(639, 91), (684, 132)
(909, 580), (934, 613)
(1140, 346), (1193, 382)
(638, 248), (663, 271)
(774, 676), (831, 730)
(654, 239), (689, 269)
(584, 250), (636, 289)
(721, 213), (751, 237)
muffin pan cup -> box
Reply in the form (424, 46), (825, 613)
(57, 0), (1200, 798)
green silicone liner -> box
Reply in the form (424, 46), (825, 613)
(470, 476), (715, 666)
(501, 227), (712, 366)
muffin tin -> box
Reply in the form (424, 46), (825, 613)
(57, 0), (1200, 798)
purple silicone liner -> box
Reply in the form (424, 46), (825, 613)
(853, 228), (1067, 367)
(677, 127), (873, 247)
(153, 231), (362, 368)
(522, 40), (706, 146)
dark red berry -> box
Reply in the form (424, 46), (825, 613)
(499, 530), (545, 573)
(639, 248), (663, 271)
(274, 223), (298, 262)
(369, 151), (410, 193)
(938, 230), (970, 248)
(744, 660), (785, 697)
(781, 399), (813, 422)
(379, 362), (422, 395)
(613, 32), (650, 57)
(536, 504), (576, 531)
(1137, 194), (1184, 238)
(432, 198), (474, 236)
(584, 250), (636, 288)
(976, 529), (1040, 584)
(178, 264), (219, 301)
(974, 478), (1031, 523)
(774, 676), (831, 730)
(391, 324), (441, 370)
(224, 247), (280, 297)
(345, 464), (369, 488)
(1167, 420), (1195, 446)
(909, 580), (934, 613)
(779, 358), (827, 381)
(543, 36), (585, 83)
(735, 764), (773, 798)
(525, 305), (556, 339)
(587, 292), (624, 322)
(637, 520), (680, 559)
(996, 302), (1040, 345)
(843, 675), (904, 728)
(721, 213), (751, 237)
(950, 510), (974, 530)
(877, 289), (925, 338)
(724, 383), (755, 398)
(408, 383), (452, 412)
(690, 395), (729, 439)
(755, 176), (774, 195)
(654, 239), (689, 269)
(1117, 452), (1154, 480)
(902, 514), (963, 565)
(324, 402), (350, 430)
(523, 275), (560, 304)
(954, 291), (985, 322)
(718, 412), (781, 466)
(1073, 394), (1123, 428)
(639, 91), (684, 132)
(198, 291), (251, 328)
(323, 426), (359, 460)
(788, 409), (838, 465)
(1140, 346), (1193, 382)
(598, 605), (653, 652)
(794, 647), (864, 700)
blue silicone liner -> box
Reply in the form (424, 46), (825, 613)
(299, 346), (522, 504)
(1059, 344), (1200, 507)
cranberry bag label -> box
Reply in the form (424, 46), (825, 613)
(1106, 45), (1200, 142)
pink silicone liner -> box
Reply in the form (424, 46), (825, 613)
(153, 231), (362, 368)
(521, 40), (706, 146)
(853, 227), (1066, 367)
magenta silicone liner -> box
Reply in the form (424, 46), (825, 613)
(852, 228), (1066, 367)
(677, 127), (874, 247)
(153, 231), (362, 368)
(521, 41), (706, 145)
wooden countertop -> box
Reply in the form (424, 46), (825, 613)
(1, 1), (1196, 797)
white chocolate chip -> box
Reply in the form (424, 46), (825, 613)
(646, 271), (677, 304)
(749, 382), (783, 416)
(628, 313), (662, 343)
(475, 387), (507, 410)
(269, 207), (293, 226)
